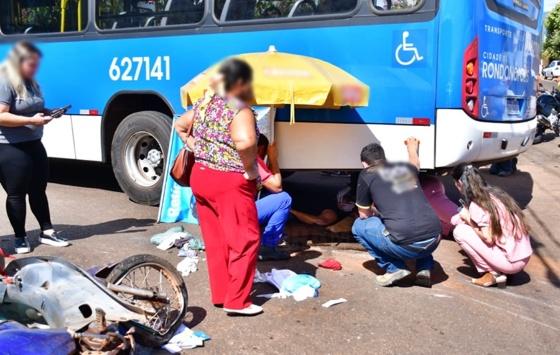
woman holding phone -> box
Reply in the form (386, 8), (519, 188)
(0, 41), (69, 254)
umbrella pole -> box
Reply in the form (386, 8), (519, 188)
(269, 107), (277, 143)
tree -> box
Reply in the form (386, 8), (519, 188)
(544, 4), (560, 60)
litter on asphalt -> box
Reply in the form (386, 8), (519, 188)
(162, 324), (211, 353)
(254, 269), (321, 301)
(322, 298), (348, 308)
(319, 258), (343, 271)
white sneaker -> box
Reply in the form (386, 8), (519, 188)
(223, 304), (263, 316)
(40, 231), (70, 247)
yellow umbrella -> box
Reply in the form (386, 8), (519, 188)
(181, 46), (369, 124)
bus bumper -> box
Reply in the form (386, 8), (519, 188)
(435, 109), (536, 168)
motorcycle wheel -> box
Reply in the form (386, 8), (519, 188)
(106, 254), (188, 347)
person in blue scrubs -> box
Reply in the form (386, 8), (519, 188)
(256, 135), (292, 261)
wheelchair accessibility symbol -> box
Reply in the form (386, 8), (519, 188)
(395, 31), (424, 66)
(481, 96), (489, 119)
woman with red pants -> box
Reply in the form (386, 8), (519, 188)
(175, 59), (262, 316)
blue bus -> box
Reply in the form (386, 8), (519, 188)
(0, 0), (543, 205)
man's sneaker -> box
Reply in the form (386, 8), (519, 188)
(258, 246), (290, 261)
(40, 231), (70, 247)
(15, 237), (31, 254)
(375, 269), (412, 287)
(415, 269), (432, 288)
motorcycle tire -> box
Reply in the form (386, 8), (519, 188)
(106, 254), (188, 347)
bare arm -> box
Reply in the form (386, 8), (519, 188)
(174, 110), (195, 150)
(262, 143), (282, 193)
(230, 108), (258, 179)
(459, 208), (494, 245)
(0, 104), (50, 127)
(405, 137), (420, 170)
(290, 209), (338, 226)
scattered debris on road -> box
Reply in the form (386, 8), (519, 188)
(255, 269), (321, 301)
(322, 298), (348, 308)
(319, 258), (343, 271)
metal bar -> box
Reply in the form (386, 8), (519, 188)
(78, 0), (83, 30)
(60, 0), (69, 32)
(106, 283), (169, 303)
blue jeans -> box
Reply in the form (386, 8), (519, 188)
(352, 217), (439, 273)
(256, 191), (292, 248)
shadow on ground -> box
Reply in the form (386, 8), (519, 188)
(49, 158), (121, 191)
(0, 218), (155, 253)
(439, 168), (534, 209)
(362, 259), (449, 287)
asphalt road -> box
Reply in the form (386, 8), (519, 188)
(1, 142), (560, 354)
(541, 79), (558, 93)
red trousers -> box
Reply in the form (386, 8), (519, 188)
(190, 163), (260, 309)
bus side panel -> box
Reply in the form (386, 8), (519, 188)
(0, 14), (439, 168)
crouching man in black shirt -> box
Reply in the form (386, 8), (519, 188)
(352, 138), (442, 287)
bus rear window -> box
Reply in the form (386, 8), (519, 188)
(96, 0), (205, 30)
(0, 0), (88, 35)
(214, 0), (358, 23)
(486, 0), (540, 28)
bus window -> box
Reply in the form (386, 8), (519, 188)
(214, 0), (358, 23)
(0, 0), (88, 35)
(96, 0), (205, 30)
(372, 0), (423, 12)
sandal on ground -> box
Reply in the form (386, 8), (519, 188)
(472, 272), (507, 288)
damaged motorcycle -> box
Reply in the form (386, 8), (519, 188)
(0, 253), (188, 353)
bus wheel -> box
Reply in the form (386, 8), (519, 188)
(111, 111), (171, 205)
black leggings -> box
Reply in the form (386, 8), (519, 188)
(0, 140), (52, 238)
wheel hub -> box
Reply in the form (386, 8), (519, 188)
(147, 149), (162, 167)
(124, 132), (164, 187)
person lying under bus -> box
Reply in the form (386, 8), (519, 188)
(451, 164), (532, 288)
(255, 134), (292, 261)
(352, 138), (442, 287)
(290, 185), (357, 234)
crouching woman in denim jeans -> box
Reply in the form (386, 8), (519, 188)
(352, 138), (442, 287)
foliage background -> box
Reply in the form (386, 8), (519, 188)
(544, 4), (560, 60)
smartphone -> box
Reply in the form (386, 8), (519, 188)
(50, 105), (72, 118)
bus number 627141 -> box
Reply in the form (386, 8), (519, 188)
(109, 56), (171, 81)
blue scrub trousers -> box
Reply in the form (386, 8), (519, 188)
(256, 191), (292, 248)
(352, 217), (440, 273)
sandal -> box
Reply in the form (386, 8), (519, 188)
(472, 272), (507, 288)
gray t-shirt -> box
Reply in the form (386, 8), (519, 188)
(356, 163), (442, 245)
(0, 76), (45, 144)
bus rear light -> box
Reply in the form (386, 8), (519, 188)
(462, 37), (480, 119)
(466, 61), (475, 76)
(483, 132), (497, 139)
(467, 99), (476, 112)
(465, 80), (475, 95)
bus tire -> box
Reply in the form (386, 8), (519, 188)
(111, 111), (172, 205)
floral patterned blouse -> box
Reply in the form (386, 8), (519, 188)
(192, 94), (254, 173)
